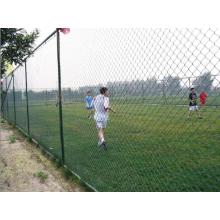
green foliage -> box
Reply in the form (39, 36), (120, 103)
(193, 72), (214, 93)
(163, 75), (181, 95)
(8, 134), (16, 143)
(33, 171), (48, 183)
(0, 28), (39, 76)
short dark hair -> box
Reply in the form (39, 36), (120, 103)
(190, 88), (195, 91)
(100, 87), (108, 94)
(87, 90), (91, 94)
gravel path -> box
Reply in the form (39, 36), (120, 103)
(0, 118), (85, 192)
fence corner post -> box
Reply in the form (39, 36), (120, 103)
(12, 74), (16, 125)
(56, 28), (65, 165)
(25, 60), (30, 135)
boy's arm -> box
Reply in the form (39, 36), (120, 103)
(189, 94), (192, 101)
(104, 97), (116, 113)
(108, 106), (116, 113)
(104, 106), (116, 113)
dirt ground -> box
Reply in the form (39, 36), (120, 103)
(0, 118), (86, 192)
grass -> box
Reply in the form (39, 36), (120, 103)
(8, 135), (17, 143)
(4, 99), (220, 191)
(33, 171), (48, 183)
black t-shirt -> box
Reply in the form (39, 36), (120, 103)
(189, 92), (197, 106)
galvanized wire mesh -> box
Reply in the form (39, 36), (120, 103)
(6, 75), (15, 124)
(1, 29), (220, 191)
(25, 35), (62, 159)
(13, 65), (28, 131)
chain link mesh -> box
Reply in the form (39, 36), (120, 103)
(1, 29), (220, 191)
(26, 35), (62, 159)
(13, 65), (28, 131)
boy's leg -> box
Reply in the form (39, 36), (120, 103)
(96, 119), (107, 149)
(98, 128), (105, 143)
(97, 128), (107, 149)
(89, 109), (93, 118)
(96, 126), (101, 145)
(87, 109), (93, 119)
(196, 106), (202, 118)
(188, 109), (192, 118)
(188, 111), (190, 117)
(100, 128), (107, 150)
(196, 110), (202, 118)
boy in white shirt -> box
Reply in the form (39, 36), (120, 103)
(93, 87), (115, 150)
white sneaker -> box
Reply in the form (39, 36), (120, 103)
(97, 140), (102, 146)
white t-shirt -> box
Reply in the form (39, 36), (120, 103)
(93, 94), (109, 121)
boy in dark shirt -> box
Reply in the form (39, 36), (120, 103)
(188, 88), (202, 119)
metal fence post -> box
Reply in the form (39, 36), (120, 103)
(56, 29), (65, 164)
(45, 89), (48, 105)
(12, 74), (16, 125)
(6, 77), (9, 118)
(0, 28), (2, 116)
(25, 61), (30, 135)
(162, 80), (167, 104)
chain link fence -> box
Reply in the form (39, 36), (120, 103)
(1, 29), (220, 191)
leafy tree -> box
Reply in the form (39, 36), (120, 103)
(142, 78), (160, 96)
(192, 72), (213, 93)
(163, 75), (181, 95)
(0, 28), (39, 77)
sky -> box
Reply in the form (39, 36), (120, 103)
(26, 28), (55, 45)
(13, 28), (220, 91)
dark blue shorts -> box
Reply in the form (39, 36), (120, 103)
(86, 107), (93, 110)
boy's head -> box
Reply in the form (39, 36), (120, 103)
(87, 90), (91, 96)
(100, 87), (108, 96)
(190, 88), (195, 93)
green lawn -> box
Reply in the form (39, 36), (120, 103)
(4, 100), (220, 191)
